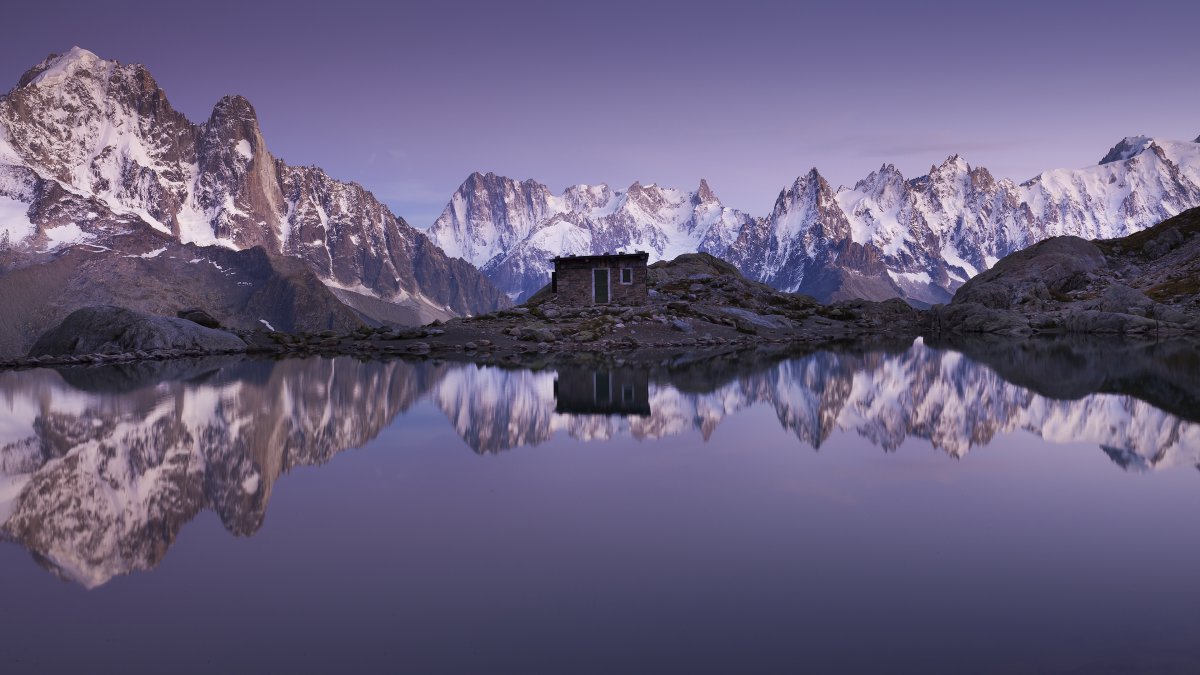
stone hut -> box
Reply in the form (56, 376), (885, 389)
(550, 252), (649, 306)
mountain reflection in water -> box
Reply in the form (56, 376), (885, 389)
(0, 338), (1196, 588)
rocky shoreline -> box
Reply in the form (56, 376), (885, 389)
(0, 303), (918, 371)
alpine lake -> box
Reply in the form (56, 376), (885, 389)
(1, 336), (1198, 674)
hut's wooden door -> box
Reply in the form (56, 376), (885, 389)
(593, 268), (609, 303)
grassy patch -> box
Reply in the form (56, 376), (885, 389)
(1146, 275), (1200, 301)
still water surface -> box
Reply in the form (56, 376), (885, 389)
(1, 339), (1198, 674)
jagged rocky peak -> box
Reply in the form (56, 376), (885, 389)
(462, 170), (508, 192)
(462, 170), (553, 201)
(562, 182), (613, 211)
(930, 153), (971, 178)
(776, 167), (836, 210)
(800, 166), (825, 184)
(430, 170), (562, 266)
(775, 168), (815, 201)
(206, 94), (261, 137)
(969, 163), (997, 186)
(625, 180), (673, 210)
(193, 93), (288, 250)
(852, 163), (908, 201)
(468, 171), (560, 215)
(2, 47), (198, 188)
(1099, 135), (1154, 164)
(198, 94), (269, 187)
(694, 178), (719, 204)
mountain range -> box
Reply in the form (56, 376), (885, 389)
(1, 46), (1198, 349)
(430, 138), (1200, 304)
(0, 47), (508, 356)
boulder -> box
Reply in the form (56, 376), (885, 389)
(29, 306), (247, 357)
(712, 307), (796, 330)
(952, 236), (1106, 310)
(1152, 304), (1191, 324)
(928, 302), (1031, 335)
(1094, 284), (1155, 316)
(648, 252), (745, 285)
(1061, 310), (1160, 334)
(518, 327), (556, 342)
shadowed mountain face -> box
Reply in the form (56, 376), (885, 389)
(1, 339), (1197, 587)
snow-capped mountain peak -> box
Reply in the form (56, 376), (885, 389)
(22, 46), (104, 89)
(0, 47), (507, 324)
(933, 153), (970, 175)
(1099, 135), (1154, 164)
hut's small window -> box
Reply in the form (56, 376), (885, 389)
(620, 267), (633, 284)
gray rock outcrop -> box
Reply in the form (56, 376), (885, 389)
(927, 206), (1200, 335)
(29, 306), (247, 356)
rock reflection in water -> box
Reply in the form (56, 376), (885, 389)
(0, 337), (1197, 587)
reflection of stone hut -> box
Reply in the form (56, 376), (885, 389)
(551, 252), (649, 306)
(554, 367), (651, 417)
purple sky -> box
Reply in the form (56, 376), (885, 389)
(3, 0), (1198, 226)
